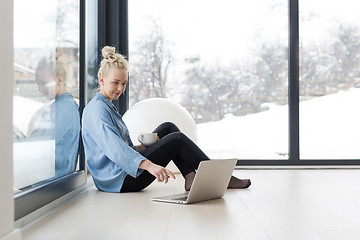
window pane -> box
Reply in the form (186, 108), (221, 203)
(299, 0), (360, 159)
(86, 0), (98, 103)
(13, 0), (81, 192)
(129, 0), (288, 159)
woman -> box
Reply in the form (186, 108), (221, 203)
(33, 48), (80, 177)
(82, 46), (251, 193)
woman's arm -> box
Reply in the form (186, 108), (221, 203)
(139, 159), (176, 184)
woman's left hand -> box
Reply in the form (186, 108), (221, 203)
(134, 144), (147, 151)
(134, 136), (160, 151)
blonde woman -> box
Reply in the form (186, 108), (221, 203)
(33, 48), (80, 177)
(81, 46), (251, 193)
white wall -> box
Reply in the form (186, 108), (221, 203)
(0, 0), (21, 239)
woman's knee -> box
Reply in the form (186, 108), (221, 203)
(170, 131), (191, 143)
(163, 122), (180, 132)
(154, 122), (180, 137)
(155, 132), (186, 150)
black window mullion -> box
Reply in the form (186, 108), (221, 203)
(97, 0), (129, 115)
(79, 0), (86, 171)
(288, 0), (300, 162)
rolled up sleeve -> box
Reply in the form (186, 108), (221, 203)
(98, 120), (145, 177)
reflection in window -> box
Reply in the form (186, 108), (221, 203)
(13, 0), (80, 192)
(129, 0), (288, 159)
(86, 0), (99, 103)
(299, 0), (360, 159)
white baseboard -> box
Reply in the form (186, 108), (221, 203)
(15, 176), (94, 229)
(0, 229), (21, 240)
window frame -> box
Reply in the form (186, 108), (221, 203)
(14, 0), (88, 221)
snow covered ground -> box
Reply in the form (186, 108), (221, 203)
(197, 88), (360, 160)
(13, 96), (44, 136)
(13, 96), (55, 190)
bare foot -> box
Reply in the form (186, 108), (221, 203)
(184, 171), (196, 191)
(227, 176), (251, 189)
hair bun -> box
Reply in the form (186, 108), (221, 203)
(97, 46), (128, 79)
(102, 46), (116, 59)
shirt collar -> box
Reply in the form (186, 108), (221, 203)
(56, 93), (72, 102)
(95, 92), (118, 111)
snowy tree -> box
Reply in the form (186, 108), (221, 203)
(182, 56), (245, 122)
(182, 43), (288, 123)
(252, 43), (288, 105)
(331, 23), (360, 82)
(300, 23), (360, 97)
(129, 19), (175, 105)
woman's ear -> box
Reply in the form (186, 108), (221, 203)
(99, 75), (104, 86)
(56, 76), (63, 86)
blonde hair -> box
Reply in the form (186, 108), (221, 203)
(55, 48), (67, 82)
(36, 47), (67, 82)
(97, 46), (128, 80)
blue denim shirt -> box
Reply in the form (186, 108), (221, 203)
(28, 93), (80, 178)
(82, 93), (145, 192)
(54, 93), (80, 177)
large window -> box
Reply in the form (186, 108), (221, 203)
(128, 0), (360, 164)
(299, 0), (360, 159)
(13, 0), (80, 191)
(14, 0), (86, 220)
(129, 0), (289, 159)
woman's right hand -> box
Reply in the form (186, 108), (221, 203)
(139, 160), (176, 183)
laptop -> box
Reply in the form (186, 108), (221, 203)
(152, 158), (237, 204)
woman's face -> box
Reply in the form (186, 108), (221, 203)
(99, 67), (128, 102)
(35, 69), (57, 99)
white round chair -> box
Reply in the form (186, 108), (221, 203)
(123, 98), (198, 173)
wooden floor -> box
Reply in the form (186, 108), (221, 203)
(21, 169), (360, 240)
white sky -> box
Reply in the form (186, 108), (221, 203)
(129, 0), (287, 65)
(300, 0), (360, 46)
(13, 0), (78, 49)
(13, 0), (360, 54)
(129, 0), (360, 64)
(14, 0), (56, 48)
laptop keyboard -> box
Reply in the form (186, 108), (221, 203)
(173, 196), (188, 201)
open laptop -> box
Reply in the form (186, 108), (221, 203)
(152, 158), (237, 204)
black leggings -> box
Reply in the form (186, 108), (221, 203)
(120, 122), (209, 193)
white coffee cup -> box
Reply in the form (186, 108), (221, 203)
(138, 133), (158, 146)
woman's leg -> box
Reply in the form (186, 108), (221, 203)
(121, 129), (209, 192)
(152, 123), (251, 189)
(121, 122), (251, 192)
(152, 122), (181, 138)
(120, 155), (173, 193)
(145, 131), (210, 173)
(152, 122), (207, 187)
